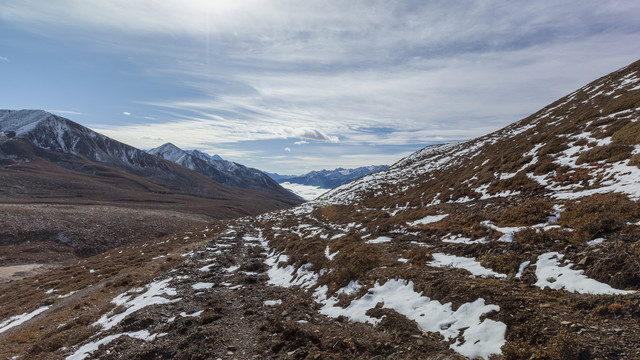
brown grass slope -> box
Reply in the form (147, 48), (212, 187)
(323, 58), (640, 208)
(0, 138), (301, 260)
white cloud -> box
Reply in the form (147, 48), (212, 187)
(4, 1), (640, 173)
(0, 56), (8, 62)
(294, 140), (309, 145)
(123, 111), (131, 116)
(48, 109), (85, 116)
(284, 147), (291, 152)
(139, 135), (164, 141)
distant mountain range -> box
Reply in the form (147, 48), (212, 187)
(267, 165), (388, 189)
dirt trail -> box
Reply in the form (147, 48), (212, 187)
(77, 223), (458, 359)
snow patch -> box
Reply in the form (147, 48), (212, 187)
(314, 279), (506, 359)
(324, 246), (339, 261)
(191, 282), (214, 290)
(365, 236), (392, 244)
(441, 234), (487, 244)
(587, 237), (605, 246)
(66, 330), (162, 360)
(407, 214), (448, 226)
(534, 252), (634, 295)
(0, 306), (49, 334)
(429, 253), (507, 278)
(263, 299), (282, 306)
(94, 278), (180, 330)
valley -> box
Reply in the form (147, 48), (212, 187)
(1, 58), (640, 359)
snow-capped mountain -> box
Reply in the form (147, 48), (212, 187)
(149, 143), (295, 196)
(268, 165), (388, 189)
(0, 110), (301, 205)
(0, 110), (166, 171)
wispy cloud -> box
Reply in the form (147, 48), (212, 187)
(49, 109), (85, 116)
(284, 147), (291, 152)
(123, 111), (131, 116)
(4, 1), (640, 172)
(139, 135), (164, 141)
(0, 56), (8, 62)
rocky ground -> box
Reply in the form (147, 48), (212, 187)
(1, 204), (638, 359)
(0, 219), (465, 360)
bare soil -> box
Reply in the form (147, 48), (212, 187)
(0, 263), (57, 283)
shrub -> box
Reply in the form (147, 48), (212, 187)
(584, 240), (640, 289)
(489, 172), (543, 193)
(538, 140), (569, 156)
(544, 329), (592, 360)
(630, 153), (640, 168)
(515, 228), (554, 245)
(611, 121), (640, 145)
(528, 156), (559, 175)
(314, 204), (353, 224)
(479, 253), (523, 274)
(495, 199), (553, 226)
(321, 241), (388, 293)
(575, 144), (633, 164)
(561, 193), (640, 240)
(600, 92), (640, 117)
(405, 247), (432, 264)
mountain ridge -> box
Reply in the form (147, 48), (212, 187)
(268, 165), (389, 189)
(149, 142), (299, 199)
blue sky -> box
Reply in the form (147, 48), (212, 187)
(2, 1), (640, 174)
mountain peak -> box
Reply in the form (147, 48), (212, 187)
(0, 109), (57, 136)
(148, 143), (189, 163)
(187, 149), (224, 162)
(154, 142), (182, 152)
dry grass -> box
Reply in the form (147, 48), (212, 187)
(583, 240), (640, 289)
(0, 223), (219, 359)
(611, 120), (640, 145)
(479, 252), (524, 275)
(561, 193), (640, 240)
(576, 144), (634, 165)
(494, 199), (553, 226)
(537, 138), (570, 156)
(528, 156), (560, 175)
(489, 172), (543, 193)
(629, 153), (640, 168)
(319, 238), (390, 294)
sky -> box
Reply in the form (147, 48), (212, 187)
(1, 1), (640, 174)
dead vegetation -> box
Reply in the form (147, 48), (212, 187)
(561, 193), (640, 241)
(576, 144), (634, 165)
(493, 199), (553, 226)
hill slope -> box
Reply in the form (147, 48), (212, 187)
(0, 112), (302, 261)
(2, 60), (640, 359)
